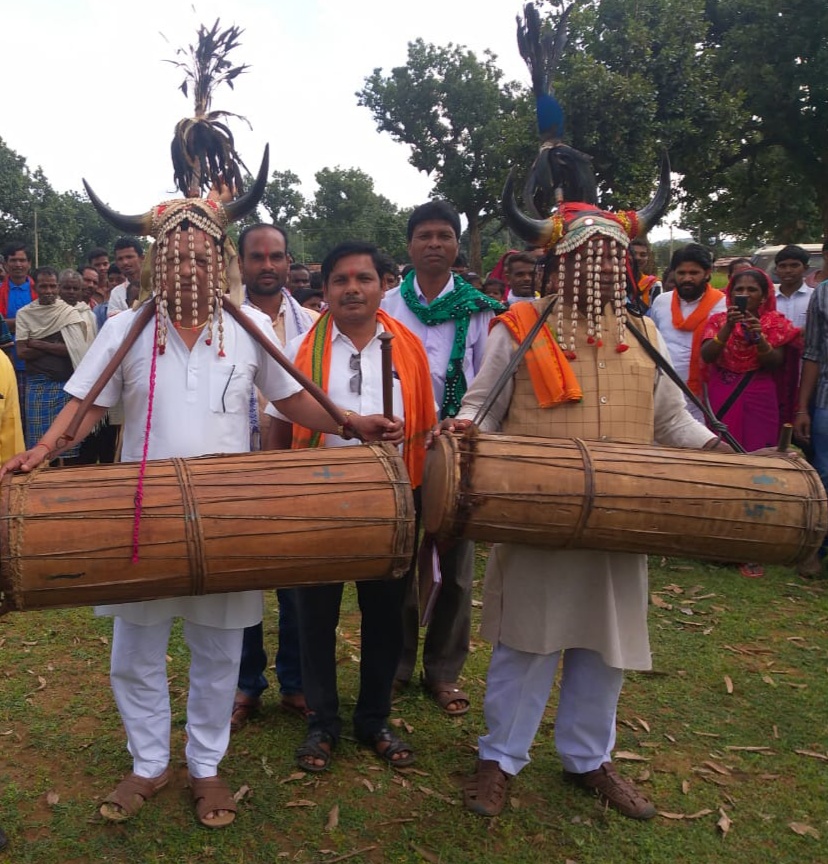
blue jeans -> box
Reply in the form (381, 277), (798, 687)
(237, 588), (303, 698)
(810, 407), (828, 556)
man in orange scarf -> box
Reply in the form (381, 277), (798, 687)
(265, 240), (436, 773)
(648, 244), (726, 422)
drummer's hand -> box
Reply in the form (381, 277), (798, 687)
(0, 444), (50, 480)
(426, 417), (475, 448)
(350, 414), (403, 445)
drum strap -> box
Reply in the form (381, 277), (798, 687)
(625, 316), (745, 454)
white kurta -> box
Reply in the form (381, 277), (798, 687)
(456, 323), (715, 670)
(65, 304), (302, 627)
(382, 276), (493, 409)
(648, 289), (726, 422)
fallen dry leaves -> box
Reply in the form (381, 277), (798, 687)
(614, 751), (649, 762)
(232, 784), (251, 803)
(325, 803), (339, 832)
(789, 822), (820, 839)
(717, 808), (732, 836)
(724, 675), (734, 694)
(794, 749), (828, 762)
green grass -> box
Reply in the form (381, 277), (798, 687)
(1, 551), (827, 863)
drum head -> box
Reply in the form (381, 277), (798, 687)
(421, 433), (458, 538)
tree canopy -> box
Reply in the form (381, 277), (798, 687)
(358, 38), (536, 271)
(0, 137), (120, 268)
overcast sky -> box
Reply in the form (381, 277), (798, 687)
(7, 0), (533, 212)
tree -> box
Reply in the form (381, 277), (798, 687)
(0, 137), (120, 267)
(358, 39), (536, 272)
(260, 169), (306, 226)
(542, 0), (740, 212)
(298, 167), (410, 262)
(539, 0), (827, 242)
(691, 0), (828, 240)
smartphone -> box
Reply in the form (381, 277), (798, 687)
(734, 295), (748, 313)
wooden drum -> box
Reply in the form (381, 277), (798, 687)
(422, 432), (826, 565)
(0, 444), (414, 612)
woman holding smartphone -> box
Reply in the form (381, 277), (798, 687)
(699, 268), (802, 576)
(700, 267), (801, 451)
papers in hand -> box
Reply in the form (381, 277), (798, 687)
(418, 534), (442, 627)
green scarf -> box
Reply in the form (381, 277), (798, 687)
(400, 271), (505, 418)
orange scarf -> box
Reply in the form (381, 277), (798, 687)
(670, 287), (724, 395)
(291, 309), (436, 488)
(491, 302), (583, 406)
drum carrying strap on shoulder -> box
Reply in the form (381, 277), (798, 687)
(625, 314), (745, 454)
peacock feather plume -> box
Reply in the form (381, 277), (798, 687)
(516, 2), (597, 213)
(165, 19), (251, 197)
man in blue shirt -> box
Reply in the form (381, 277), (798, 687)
(0, 243), (37, 424)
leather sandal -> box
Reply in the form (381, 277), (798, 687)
(356, 726), (415, 767)
(464, 759), (510, 817)
(296, 729), (335, 773)
(189, 774), (237, 829)
(564, 761), (656, 820)
(100, 768), (171, 822)
(230, 692), (261, 733)
(421, 674), (470, 716)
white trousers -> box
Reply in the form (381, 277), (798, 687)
(478, 643), (624, 776)
(110, 617), (243, 780)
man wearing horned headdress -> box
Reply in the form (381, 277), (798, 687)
(440, 178), (731, 821)
(0, 177), (402, 829)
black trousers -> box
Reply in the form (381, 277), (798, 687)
(295, 576), (406, 742)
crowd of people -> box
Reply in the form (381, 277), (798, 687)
(0, 206), (826, 840)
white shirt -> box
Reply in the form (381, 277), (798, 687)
(775, 282), (813, 330)
(244, 288), (318, 348)
(65, 303), (302, 627)
(382, 275), (493, 409)
(267, 320), (408, 448)
(107, 282), (129, 316)
(649, 289), (726, 422)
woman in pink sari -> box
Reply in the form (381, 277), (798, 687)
(700, 267), (801, 452)
(700, 268), (801, 577)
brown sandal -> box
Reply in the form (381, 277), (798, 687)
(464, 759), (510, 817)
(100, 769), (171, 822)
(230, 693), (261, 733)
(421, 675), (470, 716)
(189, 774), (238, 828)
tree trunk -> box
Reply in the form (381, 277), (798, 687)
(467, 211), (482, 274)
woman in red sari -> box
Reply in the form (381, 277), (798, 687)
(700, 268), (801, 578)
(700, 268), (801, 452)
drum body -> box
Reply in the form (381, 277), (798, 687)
(422, 432), (826, 565)
(1, 444), (414, 612)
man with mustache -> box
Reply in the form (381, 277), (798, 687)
(265, 240), (435, 771)
(382, 200), (504, 717)
(648, 244), (726, 421)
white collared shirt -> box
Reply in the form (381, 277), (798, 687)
(67, 304), (301, 462)
(268, 320), (408, 447)
(775, 283), (813, 330)
(381, 275), (494, 407)
(648, 289), (727, 422)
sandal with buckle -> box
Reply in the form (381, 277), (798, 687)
(296, 729), (335, 773)
(356, 726), (415, 767)
(464, 759), (510, 817)
(100, 768), (171, 822)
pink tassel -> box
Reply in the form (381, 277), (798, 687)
(132, 313), (160, 563)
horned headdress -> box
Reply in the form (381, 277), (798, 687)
(505, 3), (671, 354)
